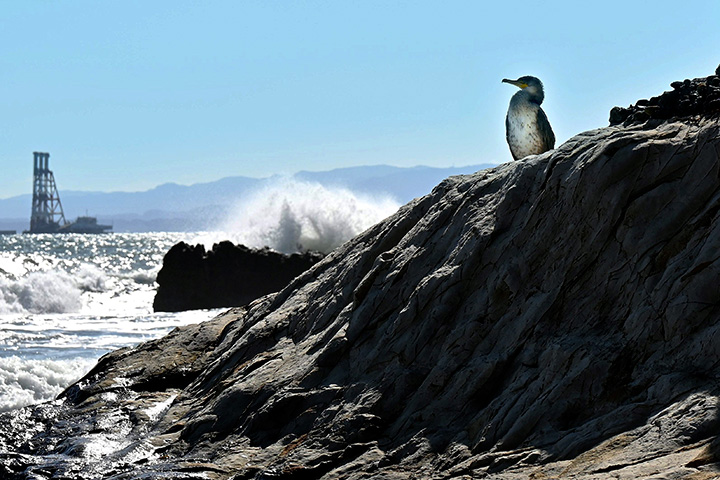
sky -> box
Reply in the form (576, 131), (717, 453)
(1, 1), (719, 199)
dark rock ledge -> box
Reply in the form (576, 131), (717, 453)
(4, 69), (720, 479)
(609, 64), (720, 125)
(153, 241), (324, 312)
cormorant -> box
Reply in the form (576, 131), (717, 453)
(502, 76), (555, 160)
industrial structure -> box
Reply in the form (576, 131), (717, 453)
(26, 152), (112, 234)
(29, 152), (66, 233)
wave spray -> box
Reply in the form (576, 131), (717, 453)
(216, 179), (400, 254)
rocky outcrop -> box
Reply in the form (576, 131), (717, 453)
(610, 64), (720, 125)
(153, 241), (324, 312)
(4, 71), (720, 479)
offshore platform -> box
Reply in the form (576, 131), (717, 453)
(26, 152), (112, 234)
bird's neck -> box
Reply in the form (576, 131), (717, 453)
(513, 88), (544, 105)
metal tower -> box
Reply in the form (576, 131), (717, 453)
(29, 152), (67, 233)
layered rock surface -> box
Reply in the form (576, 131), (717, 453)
(4, 82), (720, 479)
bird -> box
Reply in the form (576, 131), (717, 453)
(502, 76), (555, 160)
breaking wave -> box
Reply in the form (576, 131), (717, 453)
(0, 271), (84, 314)
(0, 356), (97, 411)
(0, 233), (213, 412)
(214, 179), (400, 254)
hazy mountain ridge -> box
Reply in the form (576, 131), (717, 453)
(0, 164), (491, 232)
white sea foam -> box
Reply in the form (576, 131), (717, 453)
(0, 263), (120, 314)
(75, 264), (108, 292)
(0, 271), (82, 314)
(0, 308), (218, 412)
(0, 355), (97, 411)
(131, 269), (157, 285)
(0, 233), (210, 412)
(0, 256), (162, 315)
(213, 179), (400, 254)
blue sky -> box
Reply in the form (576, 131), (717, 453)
(1, 1), (718, 198)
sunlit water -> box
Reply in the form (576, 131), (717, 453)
(0, 182), (401, 413)
(0, 233), (221, 412)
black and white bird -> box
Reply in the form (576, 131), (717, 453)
(502, 76), (555, 160)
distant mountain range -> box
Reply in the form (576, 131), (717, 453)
(0, 164), (496, 232)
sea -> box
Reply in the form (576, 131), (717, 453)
(0, 232), (223, 412)
(0, 180), (401, 414)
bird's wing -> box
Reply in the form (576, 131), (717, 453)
(536, 108), (556, 150)
(504, 114), (519, 160)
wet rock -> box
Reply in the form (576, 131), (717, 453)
(153, 241), (324, 312)
(5, 77), (720, 479)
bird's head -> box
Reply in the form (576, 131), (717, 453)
(502, 75), (545, 103)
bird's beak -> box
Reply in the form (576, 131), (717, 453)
(502, 78), (527, 89)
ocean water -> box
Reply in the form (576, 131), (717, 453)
(0, 233), (221, 412)
(0, 181), (400, 413)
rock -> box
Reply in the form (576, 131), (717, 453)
(610, 64), (720, 125)
(5, 78), (720, 479)
(153, 241), (324, 312)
